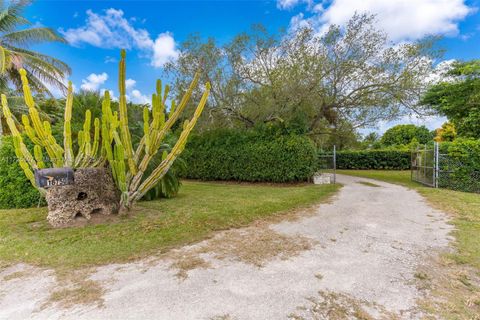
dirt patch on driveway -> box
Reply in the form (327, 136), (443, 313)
(167, 227), (316, 279)
(0, 175), (454, 319)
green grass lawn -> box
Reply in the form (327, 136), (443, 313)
(337, 170), (480, 269)
(0, 181), (339, 269)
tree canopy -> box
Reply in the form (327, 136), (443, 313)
(380, 124), (433, 146)
(165, 14), (438, 147)
(421, 60), (480, 139)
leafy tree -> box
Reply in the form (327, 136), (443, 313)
(166, 14), (437, 147)
(421, 60), (480, 138)
(380, 124), (433, 146)
(0, 0), (70, 93)
(434, 122), (457, 142)
(360, 132), (382, 149)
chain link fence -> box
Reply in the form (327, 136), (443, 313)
(412, 142), (480, 193)
(411, 144), (436, 187)
(316, 146), (336, 184)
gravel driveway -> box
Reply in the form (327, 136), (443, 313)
(0, 174), (453, 319)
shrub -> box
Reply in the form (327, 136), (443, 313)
(0, 136), (45, 209)
(438, 139), (480, 193)
(381, 124), (433, 146)
(334, 150), (411, 170)
(182, 129), (318, 182)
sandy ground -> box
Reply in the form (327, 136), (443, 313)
(0, 174), (454, 319)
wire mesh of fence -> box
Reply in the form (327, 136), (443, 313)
(412, 142), (480, 193)
(411, 145), (436, 187)
(317, 146), (336, 184)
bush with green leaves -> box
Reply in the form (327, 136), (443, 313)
(380, 124), (433, 146)
(334, 150), (411, 170)
(0, 136), (45, 209)
(181, 129), (318, 182)
(438, 139), (480, 193)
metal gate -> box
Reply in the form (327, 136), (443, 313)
(412, 142), (479, 192)
(411, 143), (438, 187)
(317, 145), (336, 184)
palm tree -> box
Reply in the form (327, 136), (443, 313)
(0, 0), (70, 94)
(0, 0), (70, 145)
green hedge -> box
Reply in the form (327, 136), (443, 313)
(181, 130), (318, 182)
(0, 136), (45, 209)
(438, 139), (480, 193)
(334, 150), (411, 170)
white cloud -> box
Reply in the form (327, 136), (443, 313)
(277, 0), (311, 10)
(125, 78), (136, 90)
(80, 72), (108, 91)
(104, 56), (117, 64)
(425, 59), (456, 84)
(130, 89), (150, 105)
(288, 0), (473, 41)
(119, 78), (150, 105)
(151, 33), (179, 68)
(60, 8), (178, 67)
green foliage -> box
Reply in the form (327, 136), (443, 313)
(421, 60), (480, 138)
(0, 135), (45, 209)
(141, 135), (186, 200)
(360, 132), (382, 149)
(166, 14), (437, 141)
(434, 122), (457, 142)
(0, 0), (70, 94)
(380, 124), (433, 146)
(182, 129), (318, 182)
(438, 138), (480, 193)
(335, 150), (411, 170)
(2, 51), (211, 211)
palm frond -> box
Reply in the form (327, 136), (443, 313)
(0, 1), (31, 33)
(4, 45), (71, 74)
(24, 64), (68, 96)
(0, 0), (69, 96)
(2, 27), (66, 46)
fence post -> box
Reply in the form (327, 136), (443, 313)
(333, 145), (336, 184)
(434, 142), (439, 188)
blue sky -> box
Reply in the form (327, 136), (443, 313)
(25, 0), (480, 132)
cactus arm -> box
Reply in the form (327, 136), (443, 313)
(74, 130), (85, 167)
(129, 74), (201, 193)
(1, 94), (38, 171)
(19, 69), (64, 167)
(143, 107), (150, 154)
(118, 50), (136, 176)
(133, 73), (196, 166)
(91, 118), (101, 160)
(131, 82), (210, 202)
(34, 145), (46, 169)
(14, 136), (36, 187)
(64, 81), (74, 167)
(74, 109), (95, 168)
(21, 115), (42, 145)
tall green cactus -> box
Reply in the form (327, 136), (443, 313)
(1, 69), (102, 174)
(1, 50), (210, 213)
(101, 50), (210, 210)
